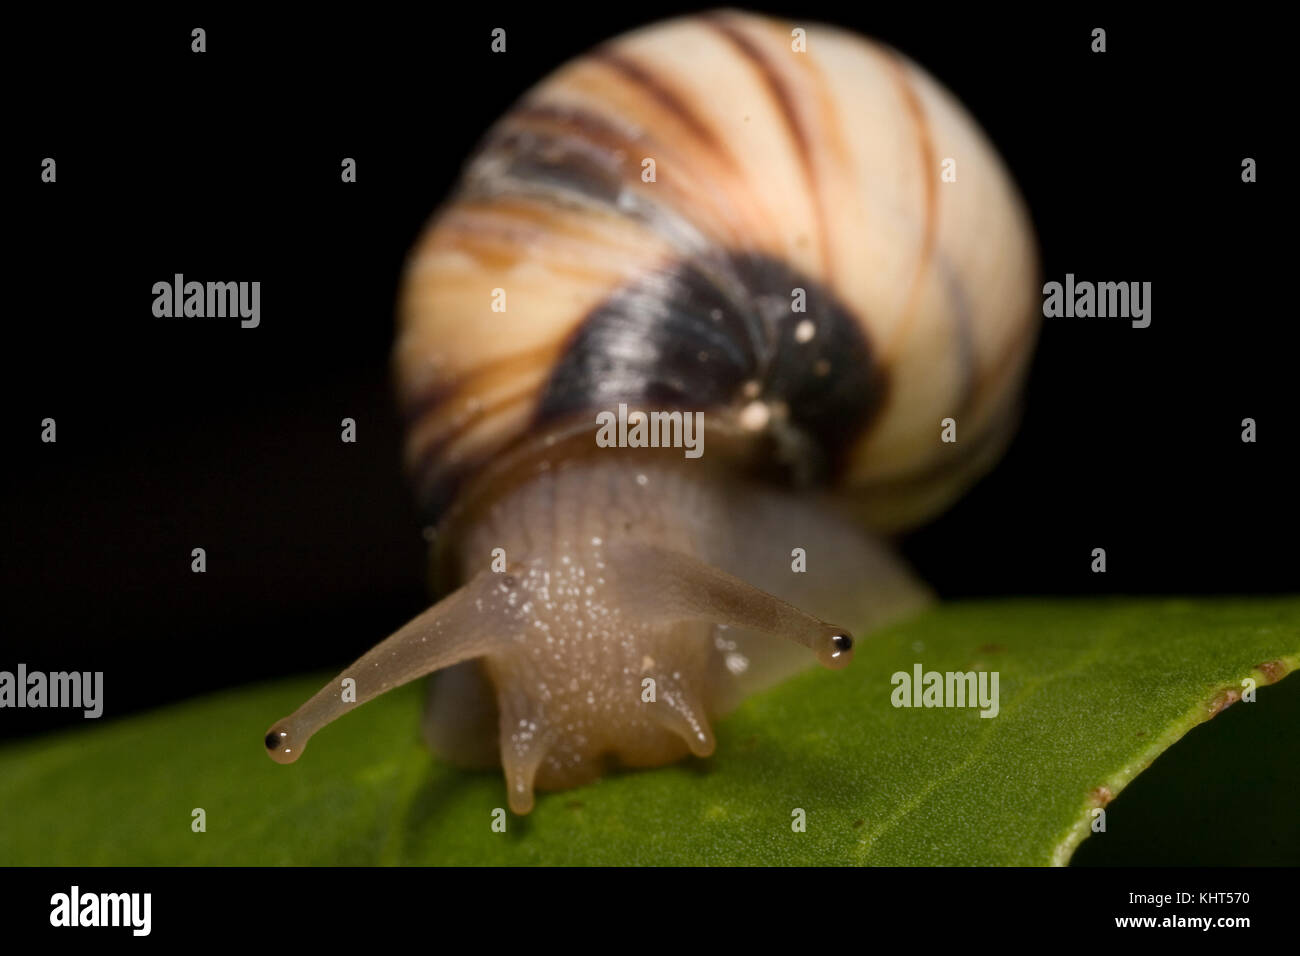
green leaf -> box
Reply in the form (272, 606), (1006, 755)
(1, 597), (1296, 865)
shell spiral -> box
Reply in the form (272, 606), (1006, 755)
(396, 10), (1039, 534)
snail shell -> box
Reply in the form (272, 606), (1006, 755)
(265, 11), (1039, 814)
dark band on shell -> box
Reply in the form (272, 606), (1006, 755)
(534, 253), (885, 479)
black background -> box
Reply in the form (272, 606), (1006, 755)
(3, 2), (1292, 760)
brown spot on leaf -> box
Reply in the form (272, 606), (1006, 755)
(976, 643), (1006, 654)
(1089, 785), (1114, 807)
(851, 818), (865, 829)
(1255, 660), (1288, 684)
(1207, 688), (1242, 717)
(565, 800), (584, 811)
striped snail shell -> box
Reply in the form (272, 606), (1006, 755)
(265, 11), (1039, 814)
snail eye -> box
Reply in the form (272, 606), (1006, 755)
(814, 630), (855, 669)
(264, 726), (297, 764)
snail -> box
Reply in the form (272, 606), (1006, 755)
(264, 10), (1039, 814)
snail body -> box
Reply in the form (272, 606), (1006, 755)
(265, 11), (1039, 813)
